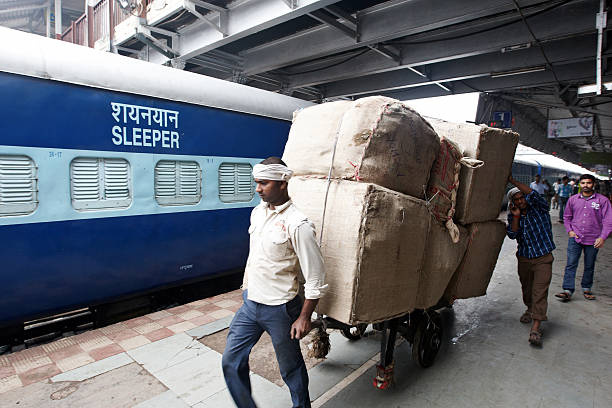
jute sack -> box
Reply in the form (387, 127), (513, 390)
(288, 177), (431, 325)
(443, 220), (507, 301)
(416, 221), (469, 309)
(283, 96), (440, 198)
(425, 137), (482, 242)
(426, 118), (519, 224)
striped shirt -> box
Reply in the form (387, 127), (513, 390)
(506, 191), (556, 258)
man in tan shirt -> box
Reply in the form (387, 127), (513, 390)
(222, 157), (327, 408)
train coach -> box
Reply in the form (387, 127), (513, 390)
(0, 27), (311, 343)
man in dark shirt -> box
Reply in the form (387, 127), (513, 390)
(506, 175), (556, 347)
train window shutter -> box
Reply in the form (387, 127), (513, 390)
(0, 155), (38, 216)
(71, 157), (132, 210)
(154, 160), (202, 206)
(218, 163), (255, 203)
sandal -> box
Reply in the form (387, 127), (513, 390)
(583, 291), (596, 300)
(519, 312), (532, 324)
(555, 292), (571, 302)
(529, 331), (542, 347)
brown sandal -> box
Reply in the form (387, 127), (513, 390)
(529, 331), (542, 347)
(555, 292), (571, 302)
(583, 291), (596, 300)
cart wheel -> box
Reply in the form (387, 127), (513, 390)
(341, 323), (368, 340)
(412, 312), (442, 368)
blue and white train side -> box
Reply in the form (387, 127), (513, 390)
(0, 27), (312, 335)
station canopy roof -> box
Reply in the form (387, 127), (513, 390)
(2, 0), (612, 167)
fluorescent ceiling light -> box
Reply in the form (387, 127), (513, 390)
(577, 82), (612, 97)
(490, 66), (546, 78)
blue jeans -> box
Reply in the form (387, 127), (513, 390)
(222, 291), (310, 408)
(559, 196), (569, 220)
(563, 238), (599, 293)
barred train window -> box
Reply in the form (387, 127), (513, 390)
(154, 160), (202, 206)
(218, 163), (255, 203)
(70, 157), (132, 210)
(0, 155), (38, 216)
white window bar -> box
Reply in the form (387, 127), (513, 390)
(71, 157), (132, 210)
(219, 162), (254, 203)
(154, 160), (202, 206)
(0, 155), (38, 216)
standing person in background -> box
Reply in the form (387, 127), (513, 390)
(552, 178), (561, 209)
(555, 174), (612, 302)
(506, 175), (555, 347)
(558, 176), (572, 223)
(222, 157), (327, 408)
(544, 179), (554, 207)
(571, 179), (580, 195)
(530, 174), (549, 196)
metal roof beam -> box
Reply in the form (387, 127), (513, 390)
(319, 35), (605, 98)
(282, 1), (601, 88)
(308, 9), (357, 40)
(324, 5), (357, 26)
(148, 0), (340, 64)
(191, 0), (228, 13)
(375, 62), (611, 108)
(185, 0), (228, 36)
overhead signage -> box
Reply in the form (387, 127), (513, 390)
(547, 116), (594, 138)
(489, 111), (512, 128)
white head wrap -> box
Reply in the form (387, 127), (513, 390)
(507, 187), (521, 202)
(252, 163), (294, 181)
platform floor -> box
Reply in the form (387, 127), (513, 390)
(1, 216), (611, 407)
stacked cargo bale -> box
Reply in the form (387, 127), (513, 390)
(288, 178), (431, 324)
(426, 118), (519, 302)
(284, 96), (472, 325)
(283, 96), (440, 198)
(283, 98), (518, 324)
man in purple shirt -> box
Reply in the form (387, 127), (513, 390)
(555, 174), (612, 301)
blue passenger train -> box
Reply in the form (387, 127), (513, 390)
(0, 27), (311, 337)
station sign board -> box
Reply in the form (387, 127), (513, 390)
(489, 111), (512, 128)
(547, 116), (594, 138)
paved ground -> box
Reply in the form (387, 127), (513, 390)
(1, 213), (611, 407)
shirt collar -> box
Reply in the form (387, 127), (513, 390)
(266, 199), (292, 214)
(578, 193), (596, 201)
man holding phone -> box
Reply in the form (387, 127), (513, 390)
(506, 175), (555, 347)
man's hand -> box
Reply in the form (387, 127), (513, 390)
(594, 237), (605, 249)
(569, 231), (577, 238)
(290, 316), (312, 340)
(509, 202), (521, 217)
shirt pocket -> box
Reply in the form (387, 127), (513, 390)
(263, 230), (291, 261)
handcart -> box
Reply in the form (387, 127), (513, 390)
(311, 301), (448, 390)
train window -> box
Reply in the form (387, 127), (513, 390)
(218, 163), (255, 203)
(0, 155), (38, 216)
(154, 160), (202, 206)
(70, 157), (132, 210)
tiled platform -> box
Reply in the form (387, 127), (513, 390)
(0, 291), (241, 393)
(1, 216), (612, 407)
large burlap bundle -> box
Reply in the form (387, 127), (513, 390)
(426, 137), (483, 242)
(288, 177), (431, 324)
(426, 118), (519, 224)
(416, 221), (469, 309)
(443, 220), (506, 301)
(283, 96), (440, 198)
